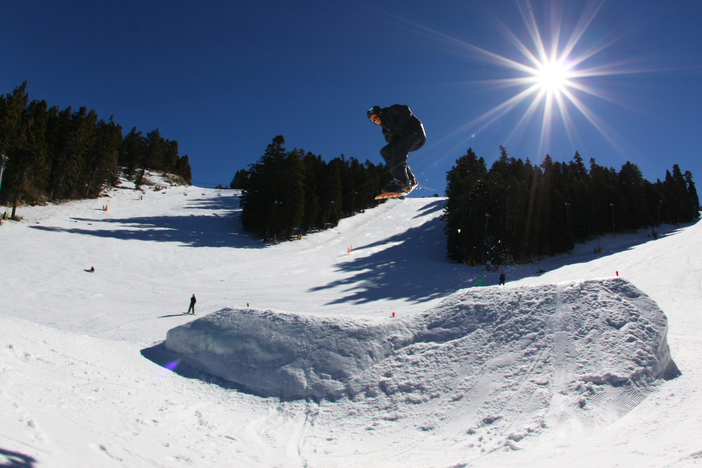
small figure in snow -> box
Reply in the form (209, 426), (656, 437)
(499, 272), (506, 286)
(367, 104), (426, 195)
(84, 266), (95, 273)
(536, 268), (546, 274)
(187, 294), (196, 315)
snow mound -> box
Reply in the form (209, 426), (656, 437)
(165, 278), (679, 405)
(165, 309), (415, 400)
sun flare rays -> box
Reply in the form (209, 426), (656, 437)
(406, 0), (647, 163)
(463, 0), (628, 161)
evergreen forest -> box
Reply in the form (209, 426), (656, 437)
(0, 82), (192, 218)
(443, 146), (700, 265)
(238, 135), (391, 241)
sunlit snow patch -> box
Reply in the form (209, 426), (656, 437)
(163, 278), (679, 407)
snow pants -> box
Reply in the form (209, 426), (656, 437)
(380, 127), (426, 185)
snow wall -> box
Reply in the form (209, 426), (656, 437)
(164, 278), (680, 401)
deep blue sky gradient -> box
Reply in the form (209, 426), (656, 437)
(2, 0), (701, 195)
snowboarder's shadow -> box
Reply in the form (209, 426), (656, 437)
(158, 313), (190, 318)
(310, 214), (461, 305)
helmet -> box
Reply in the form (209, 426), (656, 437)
(367, 106), (382, 122)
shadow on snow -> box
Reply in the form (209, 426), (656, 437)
(309, 201), (465, 306)
(0, 447), (36, 468)
(28, 195), (268, 249)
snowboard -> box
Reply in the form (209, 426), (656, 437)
(375, 184), (417, 200)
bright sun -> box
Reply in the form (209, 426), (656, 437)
(536, 60), (570, 93)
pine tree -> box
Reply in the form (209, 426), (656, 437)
(240, 135), (289, 239)
(0, 83), (29, 203)
(163, 140), (179, 175)
(618, 161), (647, 230)
(230, 169), (249, 189)
(671, 164), (692, 223)
(83, 117), (122, 197)
(119, 128), (145, 179)
(684, 170), (700, 220)
(563, 151), (594, 243)
(176, 155), (192, 182)
(279, 148), (305, 239)
(6, 99), (50, 217)
(136, 129), (165, 188)
(318, 158), (343, 228)
(300, 152), (322, 234)
(0, 82), (28, 159)
(443, 148), (488, 263)
(589, 158), (620, 234)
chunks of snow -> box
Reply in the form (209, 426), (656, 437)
(164, 278), (679, 403)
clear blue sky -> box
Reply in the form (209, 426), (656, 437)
(2, 0), (701, 195)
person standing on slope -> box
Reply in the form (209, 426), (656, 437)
(367, 104), (426, 194)
(187, 294), (196, 315)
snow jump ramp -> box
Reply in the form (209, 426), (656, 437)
(158, 278), (679, 412)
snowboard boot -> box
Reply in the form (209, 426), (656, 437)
(407, 168), (418, 189)
(382, 178), (411, 194)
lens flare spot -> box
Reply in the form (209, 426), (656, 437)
(164, 360), (179, 371)
(150, 359), (180, 383)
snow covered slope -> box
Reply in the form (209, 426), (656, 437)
(157, 277), (678, 466)
(1, 176), (700, 467)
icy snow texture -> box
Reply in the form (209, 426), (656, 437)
(165, 277), (678, 402)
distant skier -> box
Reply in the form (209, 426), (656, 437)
(499, 272), (506, 286)
(367, 104), (426, 195)
(84, 266), (95, 273)
(187, 294), (196, 315)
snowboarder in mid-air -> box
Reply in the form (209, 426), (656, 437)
(367, 104), (426, 198)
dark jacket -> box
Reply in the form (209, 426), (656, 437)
(379, 105), (424, 144)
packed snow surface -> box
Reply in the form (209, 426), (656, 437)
(1, 174), (701, 467)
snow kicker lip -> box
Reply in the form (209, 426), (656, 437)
(157, 278), (679, 401)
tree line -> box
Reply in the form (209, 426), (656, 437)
(0, 82), (192, 217)
(443, 146), (700, 264)
(238, 135), (391, 240)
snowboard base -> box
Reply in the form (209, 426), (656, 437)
(375, 184), (417, 200)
